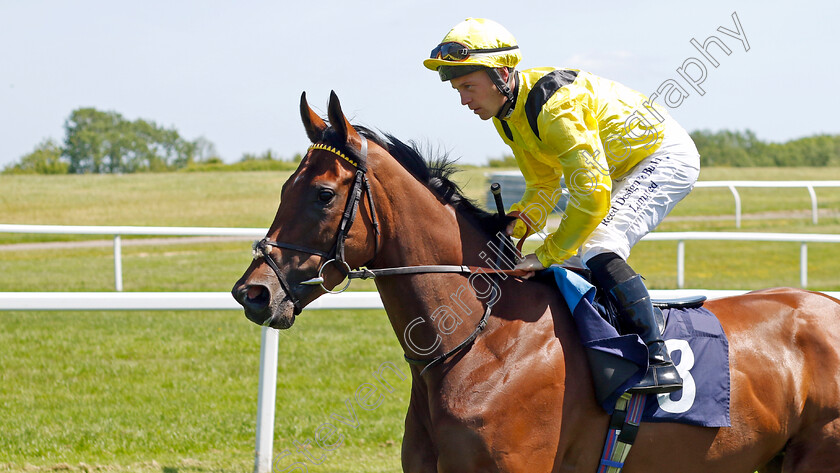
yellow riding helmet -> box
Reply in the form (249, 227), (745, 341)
(423, 18), (521, 75)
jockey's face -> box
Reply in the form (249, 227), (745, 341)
(450, 69), (507, 121)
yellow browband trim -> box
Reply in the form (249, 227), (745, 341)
(308, 143), (358, 168)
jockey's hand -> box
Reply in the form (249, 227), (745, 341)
(514, 253), (545, 280)
(506, 219), (517, 236)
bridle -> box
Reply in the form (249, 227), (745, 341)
(252, 135), (379, 314)
(251, 134), (532, 374)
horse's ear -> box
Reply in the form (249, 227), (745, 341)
(327, 90), (361, 145)
(300, 91), (327, 143)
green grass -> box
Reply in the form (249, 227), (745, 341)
(0, 310), (260, 469)
(631, 240), (840, 291)
(1, 167), (837, 234)
(0, 172), (293, 245)
(0, 167), (839, 471)
(0, 309), (408, 472)
(0, 240), (379, 293)
(0, 172), (292, 228)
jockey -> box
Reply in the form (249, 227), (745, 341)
(423, 18), (700, 394)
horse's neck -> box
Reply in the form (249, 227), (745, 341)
(369, 172), (502, 360)
(369, 165), (492, 269)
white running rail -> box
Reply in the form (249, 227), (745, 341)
(674, 180), (839, 227)
(3, 224), (840, 291)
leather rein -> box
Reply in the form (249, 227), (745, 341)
(251, 135), (532, 373)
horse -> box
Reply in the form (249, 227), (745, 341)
(232, 91), (840, 473)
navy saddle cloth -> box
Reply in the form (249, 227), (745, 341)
(543, 267), (731, 428)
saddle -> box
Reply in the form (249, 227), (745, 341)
(538, 266), (728, 473)
(537, 267), (707, 337)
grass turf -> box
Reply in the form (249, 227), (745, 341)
(0, 309), (408, 472)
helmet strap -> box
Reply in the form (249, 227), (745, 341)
(491, 69), (519, 120)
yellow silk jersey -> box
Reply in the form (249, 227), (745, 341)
(494, 68), (667, 266)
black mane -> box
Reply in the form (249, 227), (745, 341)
(318, 125), (505, 238)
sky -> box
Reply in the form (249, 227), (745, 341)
(1, 0), (839, 168)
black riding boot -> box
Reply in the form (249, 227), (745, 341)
(610, 274), (683, 394)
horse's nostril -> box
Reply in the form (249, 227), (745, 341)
(244, 284), (269, 306)
(247, 285), (264, 300)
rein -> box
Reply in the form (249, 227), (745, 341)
(251, 135), (534, 373)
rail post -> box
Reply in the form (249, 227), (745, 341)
(806, 185), (818, 224)
(113, 235), (123, 292)
(727, 185), (742, 229)
(677, 240), (685, 289)
(254, 326), (279, 473)
(800, 242), (808, 288)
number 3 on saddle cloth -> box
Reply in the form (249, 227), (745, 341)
(543, 266), (731, 428)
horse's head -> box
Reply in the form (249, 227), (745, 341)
(231, 91), (380, 329)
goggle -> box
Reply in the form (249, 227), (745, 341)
(429, 42), (519, 62)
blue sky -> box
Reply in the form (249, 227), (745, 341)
(1, 0), (838, 167)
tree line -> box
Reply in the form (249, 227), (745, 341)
(3, 108), (301, 175)
(690, 130), (840, 167)
(487, 130), (840, 168)
(4, 108), (839, 174)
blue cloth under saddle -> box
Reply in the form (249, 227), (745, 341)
(547, 267), (731, 428)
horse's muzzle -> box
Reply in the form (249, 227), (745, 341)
(231, 279), (298, 329)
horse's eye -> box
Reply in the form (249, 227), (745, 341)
(318, 189), (335, 203)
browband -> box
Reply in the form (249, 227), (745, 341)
(308, 143), (359, 168)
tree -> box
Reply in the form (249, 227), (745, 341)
(191, 136), (222, 163)
(239, 149), (281, 162)
(692, 129), (771, 166)
(689, 130), (840, 167)
(63, 108), (119, 173)
(2, 139), (68, 174)
(62, 107), (198, 173)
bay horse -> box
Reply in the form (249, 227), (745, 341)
(232, 91), (840, 472)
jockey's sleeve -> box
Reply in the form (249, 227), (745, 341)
(533, 102), (612, 266)
(508, 146), (563, 239)
(532, 146), (611, 266)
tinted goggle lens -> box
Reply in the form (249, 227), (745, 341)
(430, 42), (519, 63)
(430, 42), (471, 61)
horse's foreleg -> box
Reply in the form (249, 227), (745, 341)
(402, 398), (438, 473)
(756, 453), (784, 473)
(782, 418), (840, 472)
